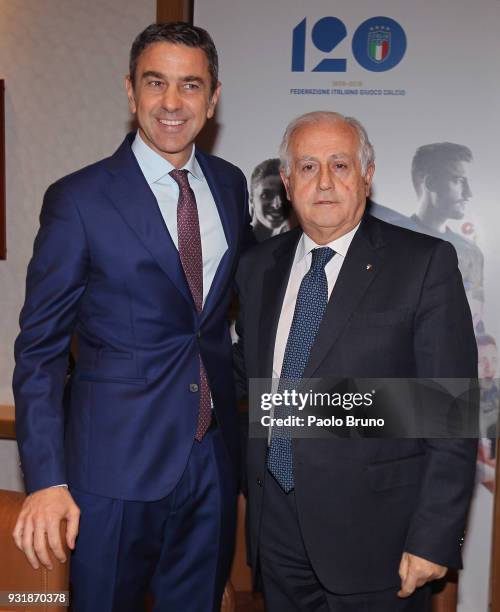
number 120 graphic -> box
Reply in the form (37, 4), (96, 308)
(292, 16), (407, 73)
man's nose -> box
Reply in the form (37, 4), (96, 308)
(318, 166), (334, 191)
(271, 195), (282, 210)
(162, 86), (182, 112)
(463, 180), (472, 199)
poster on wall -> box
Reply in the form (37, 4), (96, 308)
(195, 1), (500, 609)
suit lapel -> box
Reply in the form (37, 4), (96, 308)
(195, 150), (239, 322)
(304, 216), (387, 377)
(258, 229), (302, 378)
(103, 135), (193, 307)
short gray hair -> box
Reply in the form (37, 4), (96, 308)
(279, 111), (375, 176)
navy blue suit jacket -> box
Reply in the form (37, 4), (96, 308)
(14, 134), (254, 501)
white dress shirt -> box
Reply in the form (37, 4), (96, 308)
(132, 131), (228, 304)
(272, 223), (361, 378)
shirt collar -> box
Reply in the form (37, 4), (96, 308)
(296, 221), (361, 264)
(131, 131), (204, 185)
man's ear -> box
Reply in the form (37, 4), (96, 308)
(206, 81), (222, 119)
(125, 75), (137, 114)
(364, 163), (375, 196)
(424, 174), (437, 194)
(280, 168), (292, 201)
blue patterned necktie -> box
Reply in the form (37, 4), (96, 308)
(267, 246), (335, 492)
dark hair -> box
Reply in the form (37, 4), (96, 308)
(411, 142), (473, 196)
(250, 159), (281, 196)
(129, 22), (219, 94)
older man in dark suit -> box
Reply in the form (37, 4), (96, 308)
(234, 111), (477, 611)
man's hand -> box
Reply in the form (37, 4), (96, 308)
(12, 487), (80, 570)
(398, 552), (447, 598)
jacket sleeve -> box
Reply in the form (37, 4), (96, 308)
(233, 255), (250, 402)
(13, 181), (89, 493)
(404, 240), (478, 568)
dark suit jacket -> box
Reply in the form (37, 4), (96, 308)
(234, 214), (478, 594)
(14, 134), (254, 501)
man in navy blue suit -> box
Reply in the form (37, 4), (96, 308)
(13, 22), (253, 611)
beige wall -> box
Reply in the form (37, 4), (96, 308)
(0, 0), (155, 403)
(0, 0), (155, 489)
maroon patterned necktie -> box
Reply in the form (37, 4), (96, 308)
(170, 169), (212, 441)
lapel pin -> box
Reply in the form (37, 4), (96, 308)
(366, 264), (373, 271)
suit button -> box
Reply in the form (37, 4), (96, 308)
(189, 383), (199, 393)
(256, 477), (263, 487)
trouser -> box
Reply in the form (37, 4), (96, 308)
(70, 426), (237, 612)
(259, 472), (431, 612)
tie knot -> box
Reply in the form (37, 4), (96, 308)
(310, 247), (335, 271)
(169, 168), (190, 189)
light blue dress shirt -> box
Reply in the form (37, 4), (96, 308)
(131, 131), (228, 305)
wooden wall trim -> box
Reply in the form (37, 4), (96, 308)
(157, 0), (193, 24)
(0, 405), (15, 440)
